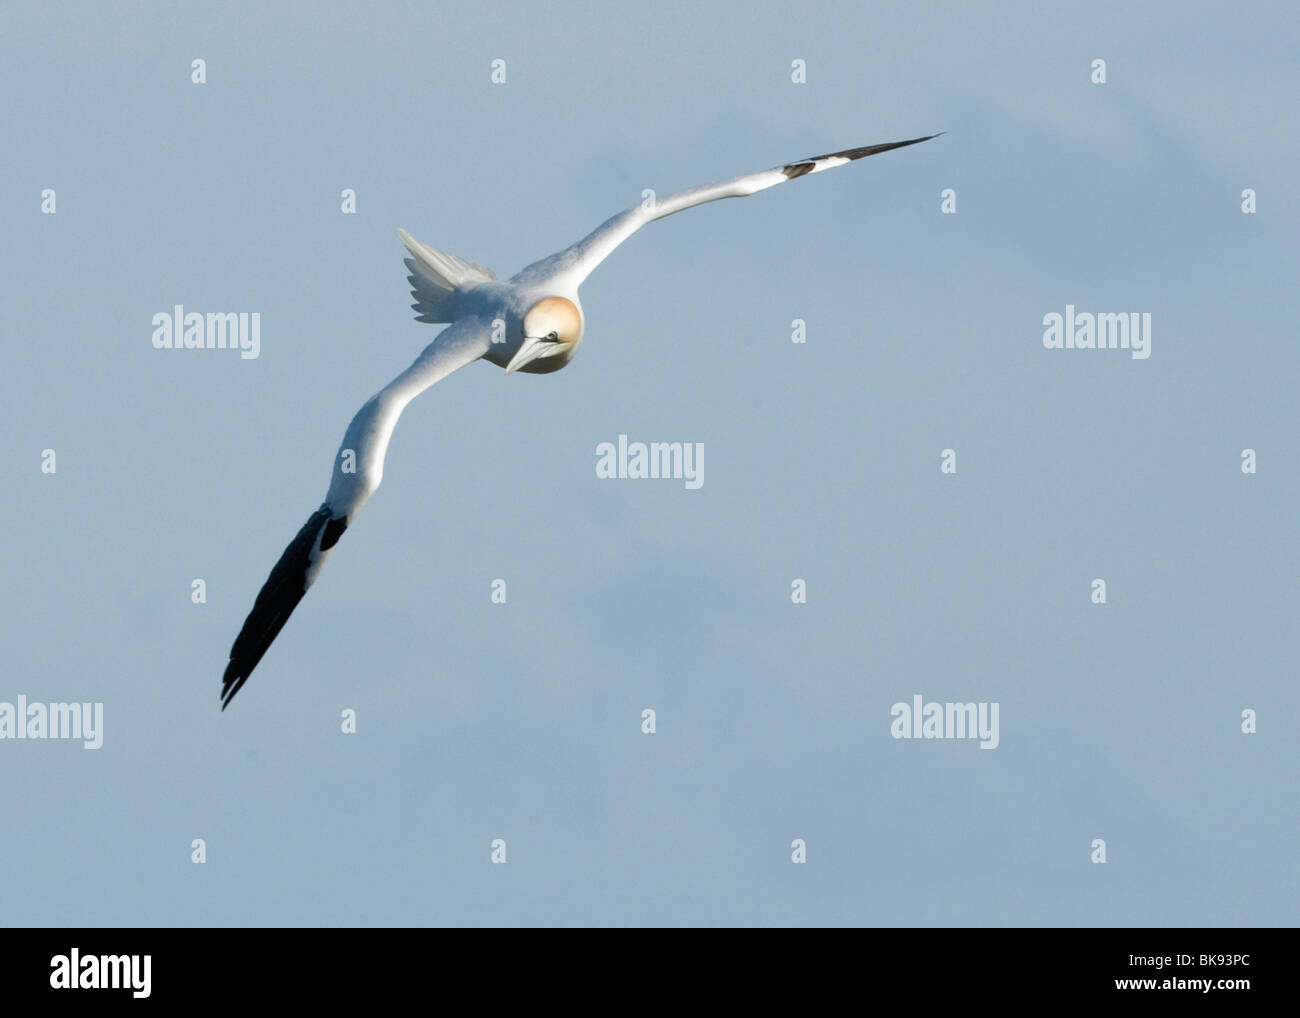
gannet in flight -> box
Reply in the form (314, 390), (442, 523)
(220, 133), (940, 708)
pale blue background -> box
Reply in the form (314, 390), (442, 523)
(1, 0), (1296, 926)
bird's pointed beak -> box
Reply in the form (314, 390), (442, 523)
(505, 336), (556, 374)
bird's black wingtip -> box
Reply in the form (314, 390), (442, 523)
(219, 504), (344, 713)
(784, 133), (944, 178)
(220, 661), (245, 711)
(858, 132), (945, 153)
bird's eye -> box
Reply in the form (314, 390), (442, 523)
(546, 331), (559, 342)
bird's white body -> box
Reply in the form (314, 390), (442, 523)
(221, 133), (940, 708)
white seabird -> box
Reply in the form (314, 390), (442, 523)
(221, 133), (941, 708)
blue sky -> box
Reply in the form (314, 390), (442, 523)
(1, 0), (1296, 926)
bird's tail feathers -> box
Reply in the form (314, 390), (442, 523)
(398, 228), (496, 324)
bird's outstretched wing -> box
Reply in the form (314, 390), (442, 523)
(517, 134), (941, 287)
(221, 317), (491, 709)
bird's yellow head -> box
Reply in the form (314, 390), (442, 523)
(506, 297), (583, 374)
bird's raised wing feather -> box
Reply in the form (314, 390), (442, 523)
(400, 228), (496, 324)
(516, 134), (941, 287)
